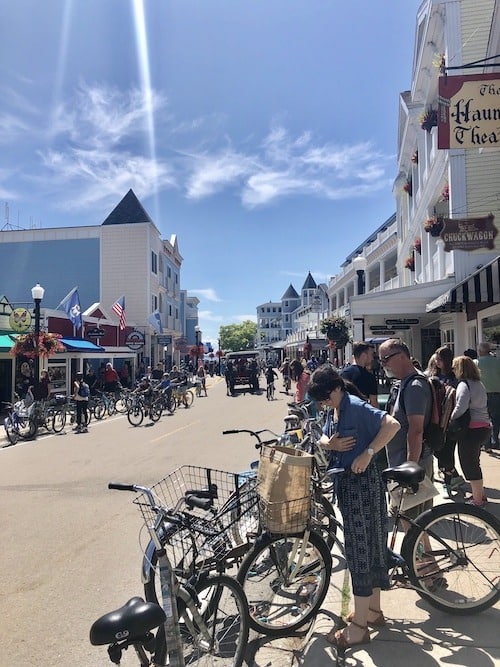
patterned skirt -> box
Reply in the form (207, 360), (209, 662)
(337, 463), (389, 597)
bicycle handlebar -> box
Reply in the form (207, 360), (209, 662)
(222, 428), (280, 448)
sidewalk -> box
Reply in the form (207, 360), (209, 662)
(249, 449), (500, 666)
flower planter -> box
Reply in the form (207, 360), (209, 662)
(429, 222), (444, 237)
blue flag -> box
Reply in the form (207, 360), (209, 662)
(60, 287), (82, 330)
(148, 309), (162, 334)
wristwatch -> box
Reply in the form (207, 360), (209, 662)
(367, 447), (375, 457)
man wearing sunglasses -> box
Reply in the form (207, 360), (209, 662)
(378, 339), (433, 516)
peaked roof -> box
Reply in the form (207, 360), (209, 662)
(302, 272), (317, 290)
(281, 284), (299, 300)
(101, 189), (154, 226)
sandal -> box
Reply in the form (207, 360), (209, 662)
(326, 620), (371, 650)
(345, 607), (386, 627)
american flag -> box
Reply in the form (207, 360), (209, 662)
(112, 296), (126, 330)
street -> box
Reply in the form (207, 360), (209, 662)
(0, 376), (291, 666)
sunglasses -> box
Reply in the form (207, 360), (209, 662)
(380, 350), (402, 364)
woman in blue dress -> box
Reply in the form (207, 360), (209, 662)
(307, 364), (400, 650)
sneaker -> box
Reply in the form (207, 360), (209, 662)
(465, 497), (488, 508)
(80, 427), (88, 433)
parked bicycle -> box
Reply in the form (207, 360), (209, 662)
(2, 398), (37, 445)
(90, 474), (250, 666)
(238, 460), (500, 636)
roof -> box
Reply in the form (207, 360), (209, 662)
(281, 284), (299, 300)
(101, 189), (154, 226)
(301, 272), (317, 290)
(0, 333), (14, 350)
(60, 337), (105, 352)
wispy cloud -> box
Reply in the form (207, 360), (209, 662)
(1, 82), (395, 213)
(190, 289), (222, 302)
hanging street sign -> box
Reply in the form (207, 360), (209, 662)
(126, 330), (145, 351)
(386, 319), (419, 326)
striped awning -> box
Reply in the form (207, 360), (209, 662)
(426, 255), (500, 313)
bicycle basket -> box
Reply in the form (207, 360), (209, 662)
(134, 466), (258, 572)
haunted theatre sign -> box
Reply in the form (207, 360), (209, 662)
(441, 214), (497, 252)
(438, 73), (500, 149)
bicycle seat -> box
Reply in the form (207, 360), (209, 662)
(89, 597), (165, 646)
(381, 461), (425, 486)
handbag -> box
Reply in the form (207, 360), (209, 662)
(257, 445), (313, 534)
(388, 475), (439, 511)
(447, 408), (471, 436)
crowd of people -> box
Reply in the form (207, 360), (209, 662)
(287, 338), (498, 649)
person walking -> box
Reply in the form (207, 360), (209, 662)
(477, 341), (500, 451)
(73, 372), (90, 433)
(307, 364), (400, 649)
(449, 355), (491, 507)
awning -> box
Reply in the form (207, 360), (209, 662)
(426, 255), (500, 313)
(0, 333), (14, 350)
(60, 337), (105, 352)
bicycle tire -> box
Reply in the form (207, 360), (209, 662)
(311, 495), (343, 553)
(4, 419), (19, 445)
(237, 529), (332, 635)
(18, 417), (38, 440)
(52, 409), (66, 433)
(154, 574), (249, 667)
(150, 400), (163, 422)
(184, 390), (194, 407)
(401, 502), (500, 614)
(114, 395), (128, 413)
(127, 405), (144, 426)
(266, 385), (272, 400)
(93, 402), (106, 420)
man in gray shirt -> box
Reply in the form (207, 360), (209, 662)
(477, 341), (500, 450)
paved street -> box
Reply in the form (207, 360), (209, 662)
(0, 376), (289, 666)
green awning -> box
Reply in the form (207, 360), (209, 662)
(0, 334), (14, 350)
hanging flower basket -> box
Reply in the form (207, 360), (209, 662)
(404, 255), (415, 271)
(216, 350), (224, 358)
(411, 150), (418, 164)
(413, 237), (422, 255)
(320, 316), (350, 349)
(424, 216), (444, 237)
(440, 184), (449, 201)
(10, 332), (64, 359)
(419, 108), (437, 132)
(403, 179), (412, 196)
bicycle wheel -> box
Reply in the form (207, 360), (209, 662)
(150, 400), (163, 422)
(114, 395), (128, 413)
(184, 390), (194, 407)
(154, 574), (249, 667)
(52, 409), (66, 433)
(127, 405), (144, 426)
(266, 385), (272, 400)
(401, 502), (500, 614)
(4, 418), (19, 445)
(18, 417), (38, 440)
(311, 494), (343, 553)
(93, 402), (106, 420)
(237, 529), (332, 635)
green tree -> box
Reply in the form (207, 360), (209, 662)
(219, 320), (258, 352)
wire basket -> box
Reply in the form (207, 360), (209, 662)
(134, 466), (259, 574)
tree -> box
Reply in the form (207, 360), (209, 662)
(219, 320), (258, 352)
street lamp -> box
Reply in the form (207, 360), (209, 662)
(31, 282), (45, 398)
(217, 338), (222, 376)
(194, 325), (201, 370)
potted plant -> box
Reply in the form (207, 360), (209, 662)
(10, 332), (64, 359)
(404, 255), (415, 271)
(320, 316), (350, 349)
(424, 215), (444, 237)
(413, 237), (422, 255)
(419, 108), (437, 132)
(403, 178), (412, 196)
(440, 183), (449, 201)
(411, 150), (418, 164)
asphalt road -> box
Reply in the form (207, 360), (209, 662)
(0, 376), (292, 666)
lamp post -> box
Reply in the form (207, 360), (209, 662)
(217, 338), (222, 375)
(31, 282), (45, 398)
(194, 325), (201, 370)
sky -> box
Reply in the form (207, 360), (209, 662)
(1, 0), (422, 345)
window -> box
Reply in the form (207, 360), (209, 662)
(151, 251), (158, 274)
(167, 266), (171, 278)
(152, 295), (158, 311)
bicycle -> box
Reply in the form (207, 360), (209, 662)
(92, 390), (117, 420)
(266, 380), (275, 401)
(90, 476), (250, 666)
(172, 382), (194, 408)
(51, 396), (91, 433)
(282, 374), (291, 395)
(237, 459), (500, 636)
(2, 398), (38, 445)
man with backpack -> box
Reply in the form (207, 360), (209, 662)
(73, 372), (90, 433)
(378, 339), (433, 517)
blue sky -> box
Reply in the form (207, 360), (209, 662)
(1, 0), (421, 344)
